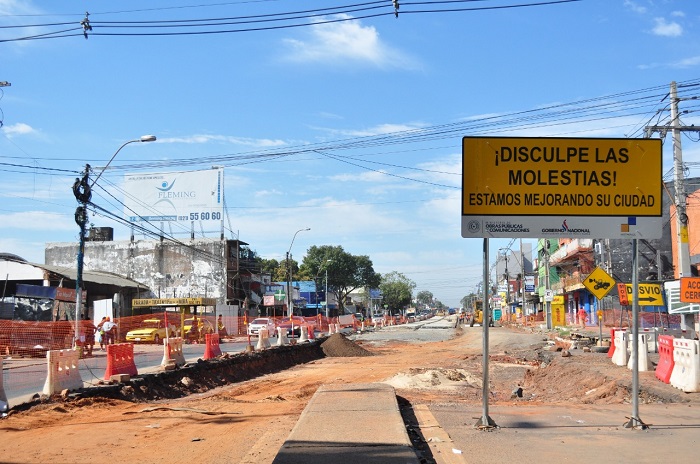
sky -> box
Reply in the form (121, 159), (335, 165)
(1, 0), (700, 308)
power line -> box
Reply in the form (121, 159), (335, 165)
(0, 1), (582, 42)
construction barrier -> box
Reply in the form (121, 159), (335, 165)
(658, 328), (697, 340)
(1, 358), (8, 415)
(42, 349), (83, 395)
(655, 335), (675, 384)
(669, 339), (700, 393)
(104, 343), (138, 381)
(168, 337), (186, 367)
(308, 326), (315, 340)
(328, 324), (335, 336)
(276, 327), (289, 346)
(611, 330), (629, 367)
(627, 334), (652, 371)
(298, 325), (309, 343)
(608, 328), (625, 359)
(203, 333), (223, 360)
(256, 327), (271, 350)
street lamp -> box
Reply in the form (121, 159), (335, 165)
(72, 135), (156, 348)
(286, 227), (310, 317)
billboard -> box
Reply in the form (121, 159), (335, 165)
(461, 137), (663, 239)
(123, 168), (224, 224)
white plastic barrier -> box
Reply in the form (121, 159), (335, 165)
(328, 324), (335, 336)
(627, 333), (653, 371)
(611, 330), (629, 367)
(42, 349), (83, 396)
(167, 337), (186, 367)
(298, 325), (309, 343)
(161, 337), (185, 369)
(670, 339), (700, 393)
(1, 358), (9, 415)
(335, 323), (341, 334)
(256, 327), (271, 350)
(276, 327), (289, 346)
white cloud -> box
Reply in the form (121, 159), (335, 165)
(652, 17), (682, 37)
(1, 122), (36, 138)
(312, 122), (427, 138)
(670, 11), (685, 18)
(672, 56), (700, 68)
(281, 14), (419, 69)
(623, 0), (647, 14)
(156, 134), (287, 147)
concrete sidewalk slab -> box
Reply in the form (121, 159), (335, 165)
(273, 383), (419, 464)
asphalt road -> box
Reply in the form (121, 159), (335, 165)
(1, 337), (263, 406)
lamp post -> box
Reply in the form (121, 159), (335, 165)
(72, 135), (156, 348)
(286, 228), (310, 317)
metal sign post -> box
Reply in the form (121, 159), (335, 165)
(624, 239), (648, 429)
(475, 238), (496, 429)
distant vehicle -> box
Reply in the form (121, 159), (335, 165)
(354, 312), (364, 321)
(247, 317), (276, 337)
(469, 300), (494, 327)
(448, 308), (456, 315)
(278, 316), (313, 338)
(406, 308), (417, 322)
(125, 319), (174, 344)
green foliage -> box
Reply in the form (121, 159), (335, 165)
(416, 290), (433, 306)
(301, 245), (381, 315)
(379, 271), (415, 312)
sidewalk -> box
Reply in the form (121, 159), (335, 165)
(423, 402), (700, 464)
(273, 383), (419, 464)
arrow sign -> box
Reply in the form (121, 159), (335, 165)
(617, 282), (663, 306)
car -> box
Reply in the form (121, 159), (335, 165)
(247, 317), (277, 337)
(125, 319), (174, 345)
(277, 316), (314, 338)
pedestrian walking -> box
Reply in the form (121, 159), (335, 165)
(577, 306), (587, 329)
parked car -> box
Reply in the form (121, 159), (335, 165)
(247, 317), (276, 337)
(277, 316), (313, 338)
(125, 319), (174, 345)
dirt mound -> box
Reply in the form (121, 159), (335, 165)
(321, 333), (373, 357)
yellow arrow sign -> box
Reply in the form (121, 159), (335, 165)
(620, 283), (663, 306)
(583, 267), (616, 299)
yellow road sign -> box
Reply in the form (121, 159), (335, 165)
(462, 137), (662, 217)
(618, 283), (663, 306)
(583, 267), (616, 299)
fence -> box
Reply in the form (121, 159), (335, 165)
(1, 313), (353, 406)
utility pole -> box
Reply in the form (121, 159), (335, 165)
(645, 81), (700, 330)
(72, 165), (92, 347)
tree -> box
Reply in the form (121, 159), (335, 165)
(416, 290), (434, 308)
(301, 245), (381, 317)
(260, 258), (298, 282)
(379, 271), (415, 314)
(460, 293), (479, 311)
